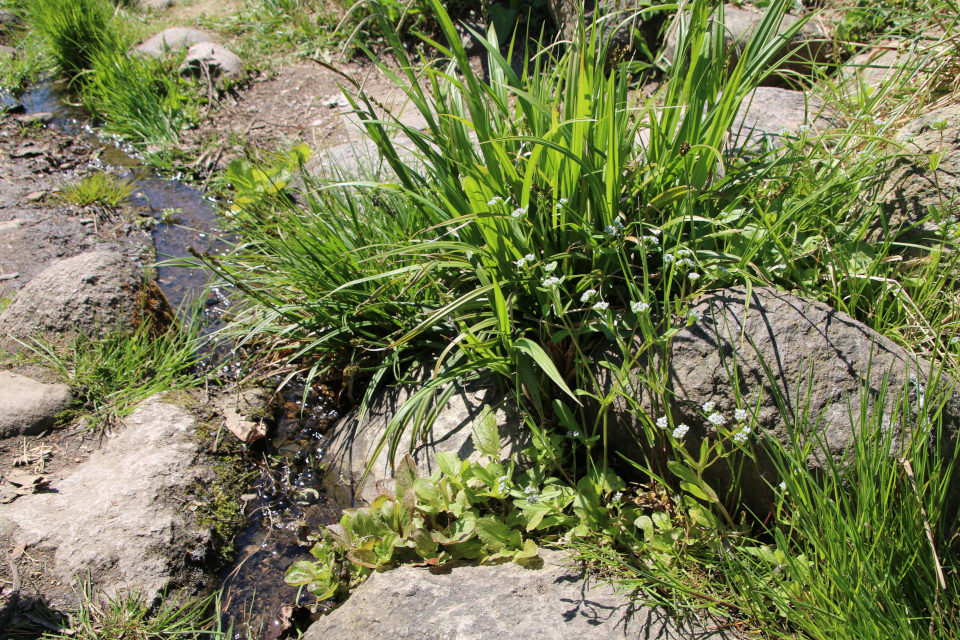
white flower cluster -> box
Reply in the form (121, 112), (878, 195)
(555, 198), (569, 210)
(511, 206), (528, 218)
(642, 235), (660, 246)
(873, 117), (884, 126)
(581, 289), (597, 302)
(497, 475), (509, 493)
(631, 301), (650, 313)
(689, 309), (703, 322)
(779, 481), (787, 491)
(592, 301), (609, 311)
(544, 261), (558, 273)
(487, 196), (504, 206)
(688, 272), (701, 281)
(732, 426), (752, 444)
(951, 336), (959, 345)
(567, 429), (580, 437)
(515, 253), (536, 268)
(524, 486), (539, 504)
(612, 491), (623, 502)
(900, 131), (915, 142)
(703, 401), (716, 412)
(672, 424), (690, 439)
(734, 408), (749, 422)
(798, 124), (811, 133)
(707, 412), (726, 426)
(542, 276), (561, 287)
(656, 416), (669, 429)
(604, 220), (625, 236)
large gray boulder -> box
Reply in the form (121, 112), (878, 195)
(728, 87), (835, 152)
(878, 102), (960, 243)
(303, 549), (728, 640)
(0, 394), (211, 605)
(179, 43), (244, 79)
(0, 372), (72, 439)
(546, 1), (650, 52)
(134, 28), (216, 58)
(326, 378), (527, 505)
(661, 6), (833, 81)
(603, 287), (960, 516)
(0, 252), (172, 346)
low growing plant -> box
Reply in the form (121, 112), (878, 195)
(27, 0), (124, 79)
(59, 171), (135, 208)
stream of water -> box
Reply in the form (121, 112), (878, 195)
(10, 83), (341, 639)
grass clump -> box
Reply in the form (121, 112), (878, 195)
(0, 32), (54, 95)
(26, 0), (124, 79)
(37, 580), (226, 640)
(59, 171), (135, 208)
(25, 313), (206, 431)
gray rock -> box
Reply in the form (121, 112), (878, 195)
(728, 87), (835, 153)
(15, 112), (54, 126)
(0, 372), (72, 439)
(138, 0), (175, 9)
(0, 45), (16, 57)
(603, 287), (960, 516)
(547, 0), (649, 53)
(304, 549), (728, 640)
(840, 41), (924, 88)
(878, 102), (960, 242)
(0, 11), (23, 32)
(179, 42), (244, 79)
(662, 5), (832, 80)
(0, 251), (173, 346)
(0, 394), (210, 604)
(134, 28), (216, 58)
(326, 378), (527, 504)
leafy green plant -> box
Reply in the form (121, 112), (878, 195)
(26, 0), (124, 79)
(59, 171), (135, 208)
(0, 32), (54, 95)
(224, 144), (311, 214)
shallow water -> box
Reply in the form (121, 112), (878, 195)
(9, 83), (341, 639)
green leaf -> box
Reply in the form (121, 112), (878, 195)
(413, 478), (439, 505)
(635, 515), (655, 540)
(513, 338), (580, 404)
(410, 528), (439, 557)
(395, 454), (419, 501)
(435, 451), (462, 478)
(515, 537), (538, 559)
(475, 516), (511, 550)
(347, 548), (378, 569)
(472, 405), (501, 458)
(284, 560), (321, 586)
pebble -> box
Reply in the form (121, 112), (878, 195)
(15, 112), (54, 126)
(78, 218), (94, 224)
(0, 273), (18, 281)
(25, 191), (45, 202)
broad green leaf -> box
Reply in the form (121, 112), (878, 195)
(435, 451), (462, 478)
(347, 548), (378, 569)
(284, 560), (321, 586)
(475, 516), (511, 550)
(413, 478), (439, 504)
(472, 405), (501, 458)
(395, 454), (419, 501)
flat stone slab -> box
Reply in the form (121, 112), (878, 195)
(304, 549), (730, 639)
(0, 394), (210, 604)
(0, 372), (71, 439)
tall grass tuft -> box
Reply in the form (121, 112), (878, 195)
(26, 0), (123, 79)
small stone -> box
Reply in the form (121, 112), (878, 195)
(134, 27), (215, 58)
(0, 273), (17, 281)
(15, 112), (54, 126)
(0, 372), (73, 439)
(73, 458), (82, 463)
(179, 42), (244, 79)
(10, 143), (49, 159)
(25, 191), (45, 202)
(0, 219), (23, 234)
(77, 218), (94, 225)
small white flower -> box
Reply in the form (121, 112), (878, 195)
(567, 430), (580, 437)
(487, 196), (503, 206)
(732, 430), (749, 444)
(676, 249), (692, 257)
(779, 481), (787, 491)
(656, 416), (669, 429)
(543, 261), (558, 273)
(515, 253), (535, 268)
(873, 117), (884, 126)
(645, 235), (660, 246)
(511, 206), (528, 218)
(560, 198), (569, 204)
(604, 225), (618, 236)
(612, 491), (623, 502)
(663, 254), (676, 263)
(798, 124), (811, 133)
(734, 408), (749, 422)
(777, 127), (789, 136)
(592, 301), (609, 311)
(702, 401), (716, 413)
(581, 289), (597, 302)
(672, 424), (690, 439)
(951, 336), (959, 344)
(541, 276), (561, 287)
(688, 272), (701, 281)
(681, 259), (696, 268)
(707, 412), (727, 426)
(689, 310), (703, 322)
(900, 131), (915, 142)
(631, 301), (650, 313)
(524, 486), (537, 495)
